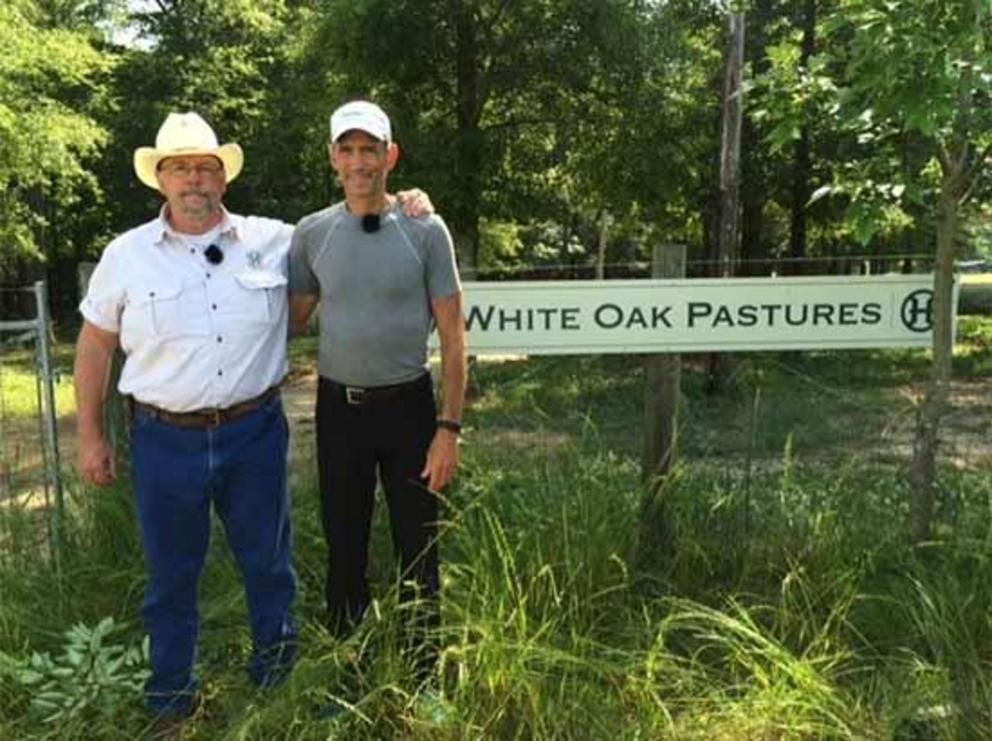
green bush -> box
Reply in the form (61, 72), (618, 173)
(1, 617), (148, 726)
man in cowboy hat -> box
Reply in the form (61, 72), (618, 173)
(75, 111), (298, 725)
(74, 110), (432, 726)
(289, 100), (466, 683)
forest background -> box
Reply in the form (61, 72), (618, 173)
(3, 0), (991, 311)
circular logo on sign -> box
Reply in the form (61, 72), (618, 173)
(901, 289), (933, 333)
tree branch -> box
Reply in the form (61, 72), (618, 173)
(937, 141), (952, 173)
(958, 141), (992, 206)
(481, 0), (515, 46)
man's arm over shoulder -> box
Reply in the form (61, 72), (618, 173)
(395, 189), (435, 218)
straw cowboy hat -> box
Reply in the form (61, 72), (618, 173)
(133, 112), (244, 190)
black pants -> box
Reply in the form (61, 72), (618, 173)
(315, 374), (440, 674)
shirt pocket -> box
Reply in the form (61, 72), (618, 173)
(233, 270), (288, 325)
(122, 279), (209, 346)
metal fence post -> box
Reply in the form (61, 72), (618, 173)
(33, 280), (65, 566)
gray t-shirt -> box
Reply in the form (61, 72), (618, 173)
(289, 201), (461, 386)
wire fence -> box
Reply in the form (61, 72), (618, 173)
(0, 258), (983, 573)
(469, 253), (938, 281)
(0, 281), (66, 568)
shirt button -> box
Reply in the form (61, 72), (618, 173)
(206, 273), (212, 279)
(216, 336), (223, 343)
(217, 370), (223, 376)
(212, 304), (217, 310)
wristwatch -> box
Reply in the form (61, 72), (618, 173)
(437, 419), (462, 435)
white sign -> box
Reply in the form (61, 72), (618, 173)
(438, 275), (956, 354)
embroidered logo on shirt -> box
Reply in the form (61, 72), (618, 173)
(246, 250), (263, 269)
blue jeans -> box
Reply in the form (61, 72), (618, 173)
(130, 395), (297, 715)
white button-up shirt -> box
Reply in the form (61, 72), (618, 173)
(80, 208), (292, 412)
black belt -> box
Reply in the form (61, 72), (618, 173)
(130, 386), (281, 429)
(322, 373), (430, 406)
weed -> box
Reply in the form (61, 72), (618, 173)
(1, 618), (148, 726)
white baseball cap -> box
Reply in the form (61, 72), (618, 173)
(330, 101), (391, 143)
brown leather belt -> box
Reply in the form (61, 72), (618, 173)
(322, 373), (430, 406)
(130, 386), (281, 429)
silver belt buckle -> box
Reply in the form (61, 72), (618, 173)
(345, 387), (365, 405)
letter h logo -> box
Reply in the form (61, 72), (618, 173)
(901, 289), (933, 333)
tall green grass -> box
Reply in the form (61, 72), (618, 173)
(1, 319), (990, 738)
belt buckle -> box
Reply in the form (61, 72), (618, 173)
(345, 387), (365, 405)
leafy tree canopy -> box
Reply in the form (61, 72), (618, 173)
(0, 0), (113, 270)
(824, 0), (991, 243)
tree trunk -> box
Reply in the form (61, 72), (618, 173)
(451, 0), (484, 278)
(787, 0), (815, 276)
(908, 158), (964, 543)
(738, 102), (766, 277)
(717, 12), (744, 280)
(707, 11), (745, 394)
(739, 0), (772, 278)
(595, 210), (609, 280)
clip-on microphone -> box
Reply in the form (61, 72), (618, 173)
(204, 243), (224, 265)
(361, 213), (381, 233)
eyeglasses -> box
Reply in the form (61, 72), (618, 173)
(159, 162), (224, 177)
(204, 244), (224, 265)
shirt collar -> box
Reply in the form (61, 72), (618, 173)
(153, 205), (242, 246)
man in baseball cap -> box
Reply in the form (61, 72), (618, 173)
(290, 100), (467, 685)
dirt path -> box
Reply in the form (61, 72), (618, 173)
(279, 374), (991, 469)
(282, 372), (318, 427)
(2, 371), (989, 509)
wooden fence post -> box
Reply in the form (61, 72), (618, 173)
(638, 243), (686, 558)
(643, 244), (686, 480)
